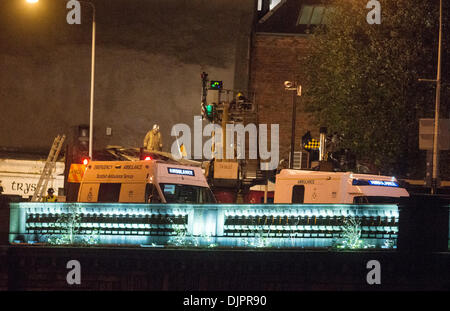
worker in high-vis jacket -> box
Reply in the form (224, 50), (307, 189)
(43, 188), (57, 202)
(143, 124), (163, 151)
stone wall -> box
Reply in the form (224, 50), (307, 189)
(1, 246), (449, 291)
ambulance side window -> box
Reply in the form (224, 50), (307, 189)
(353, 196), (369, 204)
(292, 185), (305, 203)
(98, 183), (121, 202)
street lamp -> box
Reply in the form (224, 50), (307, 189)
(284, 80), (302, 169)
(81, 0), (96, 160)
(418, 0), (442, 194)
(26, 0), (96, 160)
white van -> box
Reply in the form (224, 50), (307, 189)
(77, 160), (216, 204)
(274, 169), (409, 204)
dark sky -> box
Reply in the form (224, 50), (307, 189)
(0, 0), (247, 66)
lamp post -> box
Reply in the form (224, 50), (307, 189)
(419, 0), (442, 194)
(27, 0), (96, 160)
(284, 80), (302, 169)
(82, 1), (96, 160)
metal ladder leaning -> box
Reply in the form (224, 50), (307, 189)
(31, 134), (66, 202)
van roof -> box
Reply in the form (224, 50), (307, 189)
(277, 169), (398, 182)
(81, 160), (208, 186)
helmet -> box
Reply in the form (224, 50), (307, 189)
(153, 124), (159, 130)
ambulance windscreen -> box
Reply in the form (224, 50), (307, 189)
(160, 183), (216, 204)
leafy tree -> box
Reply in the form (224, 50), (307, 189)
(303, 0), (448, 176)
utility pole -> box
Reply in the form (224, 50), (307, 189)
(418, 0), (442, 194)
(284, 80), (301, 169)
(290, 90), (297, 169)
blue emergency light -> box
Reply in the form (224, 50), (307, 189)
(368, 180), (399, 187)
(352, 179), (399, 187)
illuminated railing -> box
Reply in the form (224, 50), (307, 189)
(9, 203), (399, 248)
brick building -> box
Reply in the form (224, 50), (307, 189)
(250, 0), (330, 167)
(251, 0), (449, 184)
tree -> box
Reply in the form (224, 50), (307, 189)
(303, 0), (447, 176)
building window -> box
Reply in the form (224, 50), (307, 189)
(297, 5), (329, 26)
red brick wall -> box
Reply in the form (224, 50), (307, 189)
(249, 33), (319, 163)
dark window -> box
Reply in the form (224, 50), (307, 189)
(145, 184), (153, 203)
(353, 196), (401, 204)
(145, 183), (162, 203)
(98, 183), (121, 202)
(292, 185), (305, 203)
(261, 197), (274, 204)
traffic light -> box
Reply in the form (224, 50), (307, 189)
(78, 125), (89, 149)
(72, 125), (90, 164)
(71, 148), (89, 165)
(210, 80), (223, 90)
(203, 103), (215, 122)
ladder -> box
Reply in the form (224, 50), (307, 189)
(289, 151), (306, 169)
(31, 134), (66, 202)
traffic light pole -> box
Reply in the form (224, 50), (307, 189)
(88, 3), (96, 160)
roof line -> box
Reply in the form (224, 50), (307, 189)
(255, 32), (310, 37)
(258, 0), (288, 24)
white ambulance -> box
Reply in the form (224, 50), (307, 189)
(77, 160), (216, 204)
(274, 169), (409, 204)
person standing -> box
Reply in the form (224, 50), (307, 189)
(143, 124), (163, 152)
(43, 188), (57, 202)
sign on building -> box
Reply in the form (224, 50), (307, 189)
(0, 159), (65, 198)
